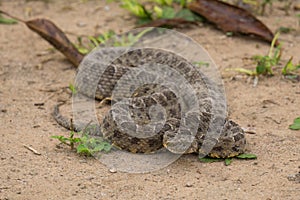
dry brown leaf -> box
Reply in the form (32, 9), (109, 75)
(26, 18), (84, 67)
(188, 0), (275, 44)
(0, 10), (83, 67)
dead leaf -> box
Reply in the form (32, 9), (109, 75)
(25, 19), (84, 67)
(0, 10), (83, 67)
(187, 0), (275, 44)
(137, 18), (197, 28)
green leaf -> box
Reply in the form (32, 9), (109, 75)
(88, 36), (99, 47)
(76, 46), (90, 54)
(154, 5), (163, 18)
(225, 158), (232, 166)
(96, 30), (115, 44)
(256, 61), (267, 74)
(121, 0), (150, 18)
(77, 144), (92, 156)
(161, 6), (176, 19)
(0, 14), (18, 24)
(289, 117), (300, 130)
(236, 153), (257, 159)
(51, 135), (68, 142)
(164, 0), (173, 6)
(71, 138), (82, 143)
(199, 157), (222, 163)
(256, 56), (273, 75)
(175, 8), (200, 21)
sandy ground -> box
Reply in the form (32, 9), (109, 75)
(0, 0), (299, 199)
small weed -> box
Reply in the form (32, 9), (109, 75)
(52, 122), (111, 156)
(229, 32), (281, 76)
(52, 131), (80, 150)
(229, 30), (300, 79)
(199, 153), (257, 166)
(253, 31), (281, 76)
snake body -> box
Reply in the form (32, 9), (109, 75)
(53, 47), (246, 158)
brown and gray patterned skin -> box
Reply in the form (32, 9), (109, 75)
(53, 47), (246, 158)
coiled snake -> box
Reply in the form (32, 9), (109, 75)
(53, 31), (246, 158)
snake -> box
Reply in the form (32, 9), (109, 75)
(53, 41), (246, 158)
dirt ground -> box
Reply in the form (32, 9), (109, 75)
(0, 0), (299, 199)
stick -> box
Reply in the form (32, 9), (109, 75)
(23, 144), (41, 155)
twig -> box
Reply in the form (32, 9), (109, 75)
(23, 144), (41, 155)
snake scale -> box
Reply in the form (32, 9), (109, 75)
(53, 44), (246, 158)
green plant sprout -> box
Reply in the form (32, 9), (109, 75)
(52, 122), (111, 156)
(253, 31), (281, 75)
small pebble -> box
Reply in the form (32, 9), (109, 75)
(109, 168), (117, 173)
(185, 183), (193, 187)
